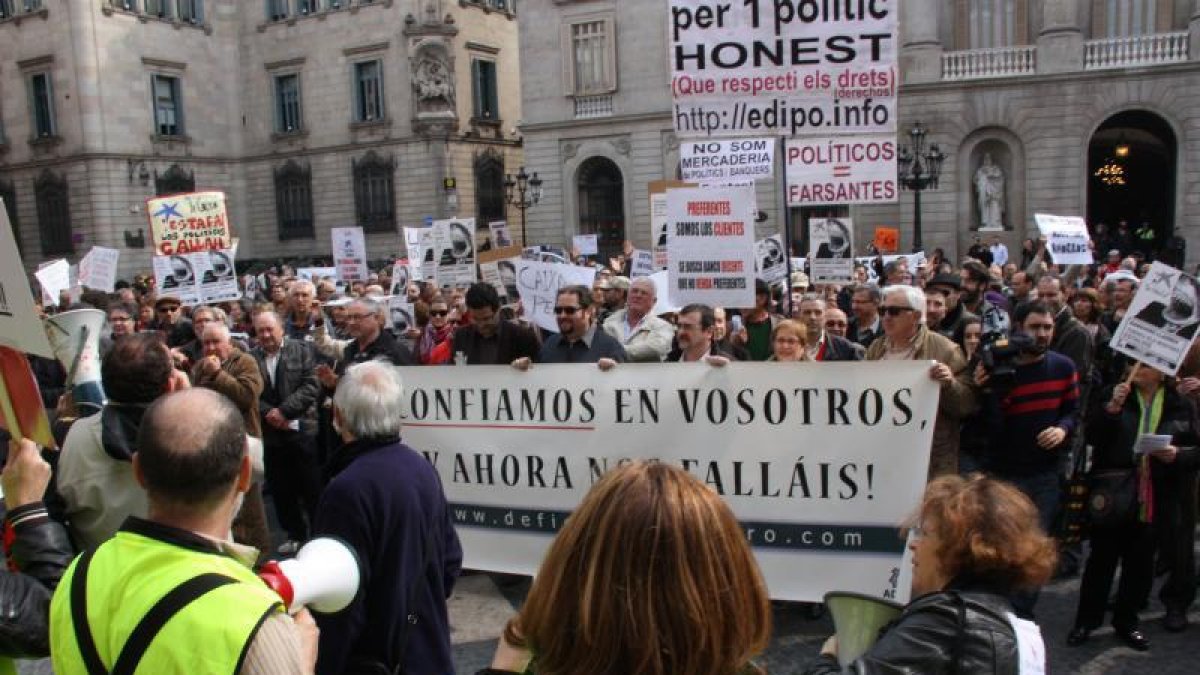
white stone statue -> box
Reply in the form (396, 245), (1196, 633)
(974, 153), (1005, 230)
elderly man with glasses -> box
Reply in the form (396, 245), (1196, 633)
(316, 297), (414, 392)
(864, 285), (976, 479)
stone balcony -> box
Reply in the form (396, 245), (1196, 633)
(1084, 31), (1189, 70)
(942, 45), (1037, 80)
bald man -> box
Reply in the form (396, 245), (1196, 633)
(192, 322), (271, 556)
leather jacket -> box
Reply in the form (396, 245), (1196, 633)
(1, 503), (75, 657)
(803, 586), (1023, 675)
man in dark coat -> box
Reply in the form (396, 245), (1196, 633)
(450, 283), (539, 365)
(665, 303), (738, 363)
(316, 297), (414, 391)
(795, 294), (863, 361)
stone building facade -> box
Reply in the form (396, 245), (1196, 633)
(520, 0), (1200, 266)
(0, 0), (522, 278)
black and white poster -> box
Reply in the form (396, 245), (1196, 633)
(1112, 262), (1200, 376)
(755, 235), (788, 284)
(809, 218), (855, 284)
(432, 218), (478, 288)
(387, 296), (416, 335)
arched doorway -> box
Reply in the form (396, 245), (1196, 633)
(1087, 111), (1176, 253)
(577, 157), (625, 262)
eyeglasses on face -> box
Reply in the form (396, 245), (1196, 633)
(157, 306), (180, 314)
(825, 321), (847, 328)
(553, 306), (581, 315)
(429, 310), (449, 317)
(881, 306), (914, 317)
(343, 313), (373, 322)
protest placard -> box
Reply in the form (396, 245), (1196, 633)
(650, 180), (695, 270)
(296, 267), (337, 282)
(785, 136), (898, 205)
(480, 258), (521, 303)
(478, 245), (523, 264)
(1034, 213), (1093, 265)
(680, 137), (775, 184)
(152, 255), (200, 306)
(810, 218), (855, 284)
(331, 227), (368, 282)
(572, 234), (599, 257)
(400, 361), (938, 602)
(432, 218), (478, 287)
(34, 260), (70, 308)
(390, 260), (413, 296)
(630, 249), (656, 278)
(1110, 262), (1200, 376)
(666, 185), (757, 308)
(513, 260), (597, 333)
(755, 235), (788, 284)
(195, 249), (240, 304)
(873, 227), (899, 253)
(0, 205), (53, 358)
(78, 247), (121, 293)
(669, 1), (898, 138)
(489, 221), (515, 248)
(387, 297), (416, 335)
(146, 191), (231, 256)
(402, 227), (431, 281)
(0, 346), (55, 449)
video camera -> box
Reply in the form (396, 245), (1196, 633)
(979, 332), (1037, 391)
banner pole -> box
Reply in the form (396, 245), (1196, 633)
(780, 136), (795, 318)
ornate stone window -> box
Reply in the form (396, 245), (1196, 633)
(474, 150), (505, 227)
(353, 151), (396, 233)
(34, 169), (71, 256)
(275, 160), (314, 240)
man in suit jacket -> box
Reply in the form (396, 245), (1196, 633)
(666, 304), (738, 364)
(451, 283), (540, 365)
(795, 294), (863, 361)
(252, 310), (324, 554)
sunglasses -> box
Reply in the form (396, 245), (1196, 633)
(430, 310), (449, 317)
(881, 306), (914, 317)
(553, 306), (581, 315)
(157, 306), (180, 314)
(825, 321), (847, 327)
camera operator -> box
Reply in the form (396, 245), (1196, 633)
(971, 301), (1080, 619)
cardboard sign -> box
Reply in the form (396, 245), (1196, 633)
(1110, 262), (1200, 376)
(873, 227), (899, 253)
(680, 137), (775, 184)
(573, 234), (599, 256)
(78, 246), (121, 293)
(1034, 213), (1093, 265)
(513, 260), (596, 333)
(478, 245), (524, 265)
(331, 227), (368, 282)
(810, 218), (855, 284)
(669, 1), (898, 138)
(665, 185), (757, 309)
(147, 191), (231, 256)
(0, 204), (54, 358)
(785, 136), (898, 205)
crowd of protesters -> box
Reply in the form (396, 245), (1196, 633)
(1, 229), (1197, 674)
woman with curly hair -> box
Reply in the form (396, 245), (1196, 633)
(805, 474), (1057, 674)
(478, 461), (772, 675)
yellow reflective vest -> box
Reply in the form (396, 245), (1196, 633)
(50, 519), (281, 675)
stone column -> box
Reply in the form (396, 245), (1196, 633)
(1190, 0), (1200, 61)
(1037, 0), (1085, 73)
(900, 0), (943, 84)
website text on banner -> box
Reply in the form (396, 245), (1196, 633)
(670, 1), (898, 138)
(146, 191), (231, 256)
(400, 362), (939, 603)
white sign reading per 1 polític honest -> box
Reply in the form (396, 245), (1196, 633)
(786, 135), (898, 205)
(669, 1), (898, 138)
(1034, 213), (1093, 266)
(680, 138), (775, 184)
(1110, 262), (1200, 377)
(666, 185), (756, 309)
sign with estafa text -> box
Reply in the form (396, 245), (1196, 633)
(146, 191), (231, 256)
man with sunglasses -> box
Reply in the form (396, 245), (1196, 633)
(864, 285), (975, 479)
(151, 295), (194, 348)
(450, 283), (539, 365)
(514, 286), (625, 369)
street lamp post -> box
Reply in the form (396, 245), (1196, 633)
(896, 122), (946, 253)
(504, 167), (543, 247)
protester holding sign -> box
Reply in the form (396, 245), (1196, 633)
(520, 286), (625, 368)
(602, 278), (675, 362)
(482, 461), (770, 675)
(804, 475), (1054, 675)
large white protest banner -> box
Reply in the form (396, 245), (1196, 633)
(1034, 213), (1093, 265)
(331, 227), (368, 282)
(432, 218), (478, 287)
(78, 247), (121, 293)
(146, 191), (232, 256)
(810, 218), (855, 284)
(513, 260), (597, 333)
(786, 136), (898, 205)
(401, 362), (938, 603)
(680, 137), (775, 184)
(1110, 262), (1200, 376)
(0, 203), (53, 357)
(666, 185), (757, 308)
(669, 1), (898, 138)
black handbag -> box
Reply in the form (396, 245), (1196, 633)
(1086, 468), (1138, 530)
(1058, 448), (1090, 544)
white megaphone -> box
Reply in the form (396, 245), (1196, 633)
(823, 591), (904, 666)
(43, 308), (107, 417)
(259, 538), (361, 614)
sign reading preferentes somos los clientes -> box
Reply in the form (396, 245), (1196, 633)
(400, 361), (939, 604)
(669, 0), (898, 138)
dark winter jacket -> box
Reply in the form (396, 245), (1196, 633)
(1, 503), (74, 657)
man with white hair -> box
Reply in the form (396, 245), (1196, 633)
(313, 362), (461, 675)
(315, 297), (414, 391)
(285, 279), (319, 340)
(864, 285), (975, 478)
(601, 277), (675, 362)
